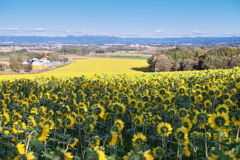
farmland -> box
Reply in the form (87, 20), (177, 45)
(0, 58), (240, 159)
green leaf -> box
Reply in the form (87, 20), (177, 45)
(30, 139), (44, 151)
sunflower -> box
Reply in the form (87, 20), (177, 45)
(84, 124), (94, 134)
(12, 110), (22, 122)
(132, 133), (147, 146)
(178, 108), (189, 120)
(69, 138), (79, 147)
(30, 107), (38, 115)
(93, 146), (107, 160)
(38, 124), (50, 141)
(75, 115), (85, 125)
(27, 116), (37, 127)
(174, 126), (189, 145)
(208, 112), (230, 131)
(204, 100), (212, 109)
(16, 142), (25, 155)
(109, 102), (126, 114)
(182, 119), (193, 131)
(178, 85), (187, 93)
(192, 110), (208, 129)
(152, 146), (165, 159)
(92, 104), (105, 119)
(109, 130), (118, 146)
(60, 93), (69, 100)
(113, 119), (124, 133)
(215, 104), (229, 113)
(134, 115), (143, 126)
(232, 112), (240, 127)
(25, 152), (35, 160)
(51, 94), (58, 103)
(143, 150), (154, 160)
(157, 122), (172, 137)
(61, 149), (74, 160)
(183, 142), (191, 157)
(29, 94), (38, 104)
(89, 135), (101, 148)
(168, 108), (177, 118)
(78, 103), (88, 115)
(3, 112), (10, 124)
(64, 115), (75, 128)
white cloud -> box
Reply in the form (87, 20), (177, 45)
(0, 28), (19, 31)
(191, 31), (206, 35)
(24, 28), (46, 31)
(155, 30), (164, 33)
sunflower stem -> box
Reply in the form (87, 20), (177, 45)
(26, 130), (37, 154)
(236, 122), (240, 142)
(204, 125), (208, 158)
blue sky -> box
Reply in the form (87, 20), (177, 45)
(0, 0), (240, 37)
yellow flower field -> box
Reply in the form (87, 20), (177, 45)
(1, 58), (240, 159)
(0, 58), (149, 80)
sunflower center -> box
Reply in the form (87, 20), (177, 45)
(218, 107), (227, 113)
(94, 108), (101, 115)
(161, 126), (169, 134)
(177, 131), (185, 139)
(198, 114), (207, 123)
(179, 110), (187, 117)
(215, 117), (225, 127)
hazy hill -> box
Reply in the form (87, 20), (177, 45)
(0, 35), (239, 45)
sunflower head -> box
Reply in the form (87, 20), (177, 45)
(132, 133), (147, 146)
(153, 146), (165, 159)
(157, 122), (172, 137)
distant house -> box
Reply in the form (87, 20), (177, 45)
(22, 57), (60, 66)
(40, 57), (48, 62)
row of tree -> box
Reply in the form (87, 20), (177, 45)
(148, 47), (240, 72)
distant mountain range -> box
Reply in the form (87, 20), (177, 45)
(0, 35), (240, 45)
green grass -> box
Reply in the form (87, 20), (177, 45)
(91, 56), (150, 60)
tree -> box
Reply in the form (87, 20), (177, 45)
(180, 58), (198, 71)
(23, 63), (33, 72)
(9, 54), (23, 72)
(153, 54), (173, 72)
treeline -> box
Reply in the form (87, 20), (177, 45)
(56, 45), (147, 54)
(148, 46), (240, 72)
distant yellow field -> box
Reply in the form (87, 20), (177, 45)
(0, 58), (149, 80)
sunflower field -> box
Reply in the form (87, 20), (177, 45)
(0, 63), (240, 159)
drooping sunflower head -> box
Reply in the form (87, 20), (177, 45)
(109, 130), (118, 146)
(182, 119), (193, 131)
(157, 122), (172, 137)
(16, 142), (25, 155)
(75, 115), (85, 125)
(132, 133), (147, 146)
(109, 102), (126, 114)
(89, 135), (101, 148)
(134, 115), (143, 126)
(174, 126), (189, 145)
(92, 104), (105, 119)
(69, 138), (79, 147)
(192, 110), (208, 129)
(153, 146), (165, 159)
(113, 119), (124, 133)
(64, 115), (75, 128)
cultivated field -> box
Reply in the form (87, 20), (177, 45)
(0, 58), (240, 159)
(0, 58), (149, 79)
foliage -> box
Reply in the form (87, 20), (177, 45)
(148, 46), (240, 72)
(23, 63), (33, 72)
(9, 54), (23, 72)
